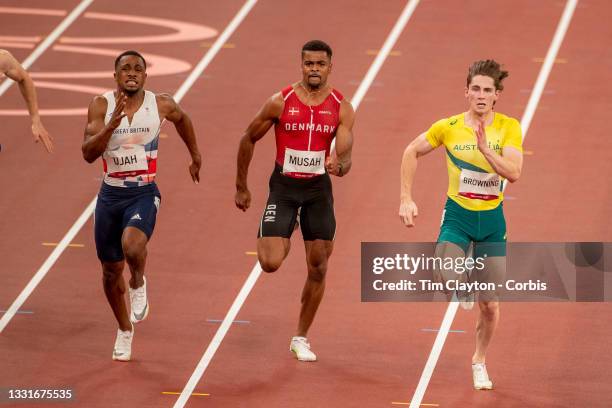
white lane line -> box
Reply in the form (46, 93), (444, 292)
(332, 0), (420, 152)
(171, 1), (422, 407)
(173, 0), (257, 103)
(0, 0), (257, 335)
(351, 0), (420, 110)
(0, 0), (94, 97)
(410, 299), (460, 407)
(0, 198), (97, 334)
(408, 1), (579, 407)
(171, 262), (262, 408)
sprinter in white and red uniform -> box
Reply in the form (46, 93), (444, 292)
(235, 40), (355, 362)
(82, 51), (201, 362)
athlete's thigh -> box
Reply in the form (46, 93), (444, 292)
(94, 196), (125, 263)
(473, 206), (506, 301)
(437, 200), (473, 254)
(121, 189), (161, 241)
(300, 176), (335, 241)
(258, 189), (299, 239)
(474, 217), (506, 258)
(433, 241), (469, 293)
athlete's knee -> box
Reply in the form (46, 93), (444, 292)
(257, 238), (288, 272)
(259, 255), (282, 273)
(122, 240), (146, 264)
(479, 301), (499, 319)
(307, 258), (327, 283)
(305, 243), (331, 282)
(121, 227), (148, 261)
(307, 267), (326, 283)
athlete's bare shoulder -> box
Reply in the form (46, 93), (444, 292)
(270, 91), (284, 106)
(88, 95), (108, 117)
(340, 98), (354, 112)
(155, 92), (178, 117)
(261, 91), (284, 120)
(84, 95), (110, 139)
(155, 92), (174, 104)
(339, 99), (355, 125)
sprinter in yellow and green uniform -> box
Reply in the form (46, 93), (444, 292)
(426, 111), (522, 257)
(399, 60), (524, 391)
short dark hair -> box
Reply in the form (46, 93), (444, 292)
(466, 60), (508, 91)
(302, 40), (332, 59)
(114, 50), (146, 70)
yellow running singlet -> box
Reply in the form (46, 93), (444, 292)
(426, 112), (522, 211)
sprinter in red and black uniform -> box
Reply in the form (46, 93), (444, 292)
(235, 40), (355, 362)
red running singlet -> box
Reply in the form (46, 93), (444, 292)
(274, 85), (343, 179)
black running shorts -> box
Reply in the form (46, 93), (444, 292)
(258, 164), (336, 241)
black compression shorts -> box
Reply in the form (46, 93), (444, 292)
(258, 164), (336, 241)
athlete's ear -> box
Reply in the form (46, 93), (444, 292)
(464, 86), (469, 98)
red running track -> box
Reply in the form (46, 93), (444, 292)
(0, 1), (610, 407)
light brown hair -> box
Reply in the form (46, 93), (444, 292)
(466, 60), (508, 91)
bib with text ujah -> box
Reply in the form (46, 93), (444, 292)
(106, 145), (148, 175)
(282, 148), (325, 175)
(458, 169), (500, 200)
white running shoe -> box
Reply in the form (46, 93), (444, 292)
(290, 336), (317, 362)
(129, 276), (149, 323)
(472, 363), (493, 390)
(112, 325), (134, 362)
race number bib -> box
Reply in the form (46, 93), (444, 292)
(458, 169), (500, 200)
(105, 145), (148, 174)
(282, 148), (325, 175)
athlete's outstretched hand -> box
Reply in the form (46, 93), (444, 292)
(108, 92), (127, 130)
(189, 154), (201, 184)
(31, 118), (53, 153)
(399, 199), (418, 227)
(235, 188), (251, 211)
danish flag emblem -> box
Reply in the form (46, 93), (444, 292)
(289, 107), (299, 116)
